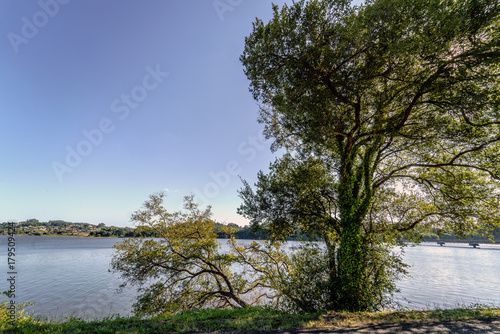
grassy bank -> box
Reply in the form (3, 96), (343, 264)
(2, 305), (500, 333)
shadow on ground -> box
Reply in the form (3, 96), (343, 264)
(258, 319), (500, 334)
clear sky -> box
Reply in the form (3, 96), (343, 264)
(0, 0), (297, 227)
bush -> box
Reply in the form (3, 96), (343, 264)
(0, 298), (36, 331)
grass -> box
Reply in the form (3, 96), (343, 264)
(307, 306), (500, 328)
(1, 305), (499, 333)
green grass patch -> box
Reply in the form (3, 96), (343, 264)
(305, 304), (500, 329)
(1, 305), (499, 333)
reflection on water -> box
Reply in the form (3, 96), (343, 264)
(0, 237), (499, 320)
(394, 242), (500, 309)
(0, 236), (136, 320)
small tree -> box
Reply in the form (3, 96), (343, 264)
(111, 193), (250, 316)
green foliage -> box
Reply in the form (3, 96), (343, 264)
(213, 222), (244, 238)
(0, 306), (324, 333)
(273, 244), (331, 312)
(0, 299), (36, 332)
(234, 224), (268, 239)
(239, 0), (500, 312)
(238, 156), (339, 242)
(230, 240), (332, 312)
(2, 305), (500, 333)
(111, 193), (256, 316)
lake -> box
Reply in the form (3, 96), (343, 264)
(1, 236), (499, 320)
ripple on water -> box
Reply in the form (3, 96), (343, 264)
(1, 237), (499, 319)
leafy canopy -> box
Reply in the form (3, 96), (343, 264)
(239, 0), (500, 242)
(238, 0), (499, 311)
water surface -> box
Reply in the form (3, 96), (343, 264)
(1, 236), (499, 320)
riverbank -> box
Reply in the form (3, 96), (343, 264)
(3, 221), (499, 242)
(2, 306), (499, 333)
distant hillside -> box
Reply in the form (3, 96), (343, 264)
(3, 220), (498, 243)
(0, 219), (264, 239)
(421, 228), (500, 243)
(0, 219), (137, 237)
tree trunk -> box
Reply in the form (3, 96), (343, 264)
(336, 221), (368, 311)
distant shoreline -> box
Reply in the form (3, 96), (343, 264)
(1, 233), (126, 238)
(1, 221), (498, 243)
(2, 234), (499, 246)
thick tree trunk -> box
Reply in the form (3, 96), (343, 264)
(333, 138), (375, 311)
(336, 221), (368, 311)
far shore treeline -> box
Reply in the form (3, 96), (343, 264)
(0, 219), (268, 239)
(1, 219), (499, 243)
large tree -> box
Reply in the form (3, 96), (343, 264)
(239, 0), (500, 311)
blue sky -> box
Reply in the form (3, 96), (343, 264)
(0, 0), (296, 227)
